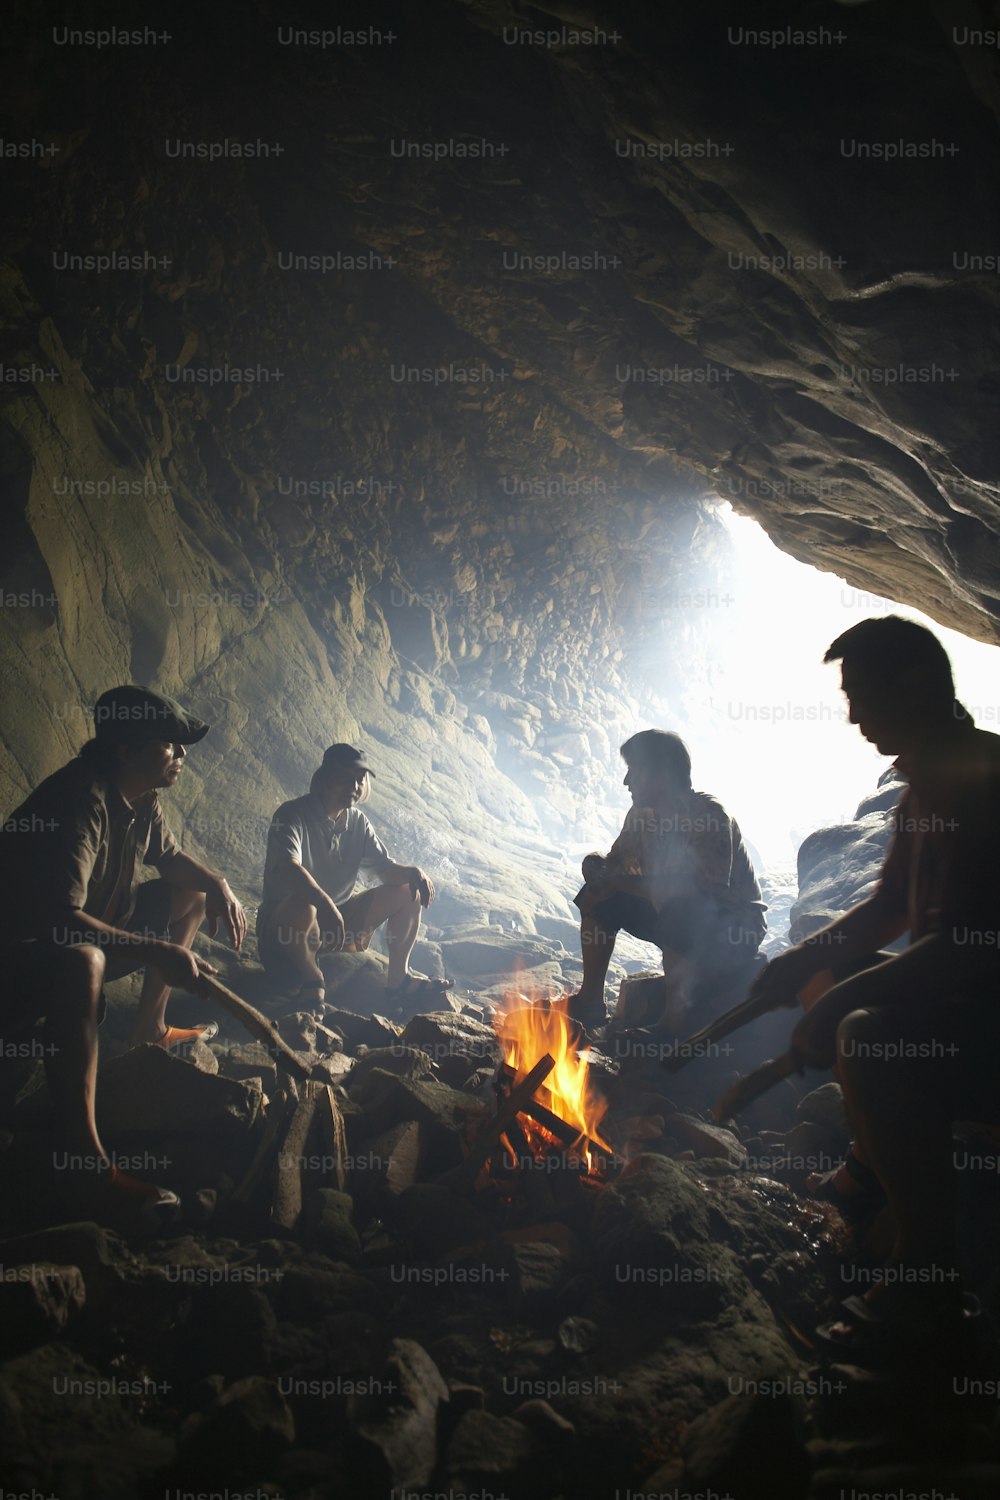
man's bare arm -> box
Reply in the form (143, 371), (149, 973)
(378, 860), (435, 906)
(748, 894), (908, 1009)
(159, 849), (247, 949)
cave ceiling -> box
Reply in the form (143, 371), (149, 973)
(3, 0), (999, 646)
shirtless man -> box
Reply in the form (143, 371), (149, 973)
(748, 616), (1000, 1348)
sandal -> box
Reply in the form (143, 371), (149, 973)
(63, 1163), (181, 1230)
(154, 1022), (220, 1048)
(807, 1147), (886, 1223)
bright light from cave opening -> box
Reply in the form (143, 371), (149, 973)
(680, 504), (1000, 873)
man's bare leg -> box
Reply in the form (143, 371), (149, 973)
(263, 893), (327, 1001)
(44, 944), (108, 1159)
(129, 889), (208, 1044)
(343, 884), (422, 987)
(570, 913), (617, 1018)
(838, 1005), (958, 1276)
(43, 944), (176, 1206)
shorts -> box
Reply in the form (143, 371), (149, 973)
(256, 887), (382, 985)
(583, 888), (763, 968)
(0, 879), (176, 1036)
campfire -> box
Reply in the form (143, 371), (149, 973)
(491, 994), (614, 1179)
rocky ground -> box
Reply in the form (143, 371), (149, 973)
(3, 784), (1000, 1500)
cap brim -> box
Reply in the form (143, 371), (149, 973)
(175, 719), (210, 744)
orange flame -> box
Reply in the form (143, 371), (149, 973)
(494, 993), (612, 1170)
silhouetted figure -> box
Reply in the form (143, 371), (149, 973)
(0, 686), (247, 1216)
(749, 616), (1000, 1354)
(257, 743), (448, 1008)
(568, 729), (766, 1030)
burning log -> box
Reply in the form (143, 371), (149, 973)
(494, 999), (614, 1168)
(437, 1053), (556, 1190)
(500, 1116), (557, 1215)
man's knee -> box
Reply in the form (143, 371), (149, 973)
(60, 943), (105, 988)
(47, 943), (106, 1015)
(274, 896), (319, 928)
(382, 883), (420, 915)
(837, 1005), (894, 1082)
(171, 888), (207, 926)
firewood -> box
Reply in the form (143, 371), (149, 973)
(437, 1053), (555, 1190)
(232, 1089), (294, 1206)
(503, 1116), (555, 1214)
(309, 1083), (349, 1192)
(271, 1080), (323, 1230)
(192, 973), (312, 1080)
(520, 1096), (613, 1165)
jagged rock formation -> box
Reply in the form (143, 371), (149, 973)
(1, 0), (998, 935)
(790, 767), (907, 942)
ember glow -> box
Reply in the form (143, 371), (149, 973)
(494, 995), (612, 1169)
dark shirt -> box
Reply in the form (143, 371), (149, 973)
(605, 790), (766, 937)
(875, 717), (1000, 944)
(258, 794), (394, 915)
(0, 758), (180, 943)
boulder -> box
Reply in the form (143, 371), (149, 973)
(178, 1375), (295, 1481)
(214, 1041), (280, 1095)
(323, 1009), (401, 1051)
(357, 1070), (486, 1171)
(679, 1390), (811, 1500)
(439, 934), (562, 979)
(347, 1046), (436, 1090)
(347, 1338), (450, 1490)
(0, 1262), (86, 1349)
(96, 1046), (261, 1138)
(445, 1410), (536, 1486)
(350, 1120), (424, 1198)
(591, 1155), (747, 1316)
(399, 1010), (502, 1070)
(0, 1221), (133, 1305)
(662, 1113), (748, 1166)
(303, 1188), (362, 1265)
(0, 1343), (174, 1498)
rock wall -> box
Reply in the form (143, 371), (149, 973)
(2, 0), (998, 934)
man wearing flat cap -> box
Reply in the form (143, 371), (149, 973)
(257, 743), (447, 1007)
(0, 685), (247, 1213)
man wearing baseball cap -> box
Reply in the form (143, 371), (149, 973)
(257, 742), (448, 1008)
(0, 685), (247, 1216)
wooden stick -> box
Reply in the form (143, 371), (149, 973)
(519, 1096), (615, 1163)
(437, 1053), (555, 1189)
(505, 1117), (556, 1213)
(232, 1090), (294, 1206)
(193, 972), (312, 1080)
(272, 1080), (323, 1230)
(310, 1084), (348, 1192)
(713, 1051), (798, 1121)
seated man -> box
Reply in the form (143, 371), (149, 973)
(749, 616), (1000, 1352)
(0, 685), (247, 1213)
(569, 729), (766, 1030)
(257, 743), (448, 1008)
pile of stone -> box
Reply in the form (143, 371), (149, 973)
(3, 969), (999, 1499)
